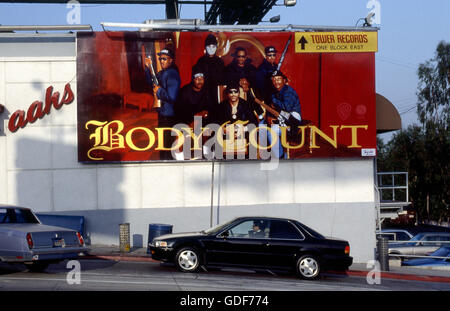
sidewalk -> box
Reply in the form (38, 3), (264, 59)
(348, 262), (450, 283)
(83, 245), (450, 283)
(84, 245), (155, 263)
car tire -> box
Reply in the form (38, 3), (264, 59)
(25, 261), (51, 272)
(175, 247), (201, 273)
(389, 253), (402, 261)
(296, 254), (321, 280)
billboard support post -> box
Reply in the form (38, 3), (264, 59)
(165, 0), (179, 19)
(210, 158), (215, 228)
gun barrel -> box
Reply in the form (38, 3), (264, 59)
(277, 35), (292, 71)
(148, 60), (159, 86)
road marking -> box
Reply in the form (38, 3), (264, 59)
(0, 274), (383, 291)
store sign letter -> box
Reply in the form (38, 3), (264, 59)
(8, 83), (74, 133)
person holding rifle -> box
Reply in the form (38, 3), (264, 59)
(271, 70), (301, 122)
(144, 47), (181, 160)
(266, 70), (302, 158)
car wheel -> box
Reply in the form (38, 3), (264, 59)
(175, 247), (201, 273)
(389, 253), (402, 261)
(25, 261), (51, 272)
(296, 254), (321, 280)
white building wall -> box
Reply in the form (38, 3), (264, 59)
(0, 35), (377, 263)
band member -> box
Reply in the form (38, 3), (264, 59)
(212, 81), (258, 127)
(145, 47), (181, 160)
(256, 46), (278, 105)
(192, 34), (226, 104)
(210, 82), (258, 158)
(271, 70), (301, 122)
(175, 68), (209, 125)
(269, 70), (302, 159)
(225, 47), (258, 88)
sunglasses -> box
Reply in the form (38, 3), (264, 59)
(158, 57), (169, 61)
(228, 89), (239, 94)
(267, 53), (276, 57)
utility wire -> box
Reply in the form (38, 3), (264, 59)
(377, 55), (417, 67)
(399, 106), (417, 115)
(376, 56), (417, 70)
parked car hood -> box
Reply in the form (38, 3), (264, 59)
(0, 223), (75, 233)
(153, 231), (205, 241)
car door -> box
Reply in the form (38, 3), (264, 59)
(204, 219), (270, 267)
(264, 220), (305, 268)
(0, 208), (24, 259)
(415, 234), (450, 255)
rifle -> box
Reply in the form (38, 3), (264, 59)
(276, 35), (292, 72)
(141, 45), (161, 108)
(252, 93), (301, 129)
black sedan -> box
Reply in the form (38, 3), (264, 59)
(149, 216), (352, 280)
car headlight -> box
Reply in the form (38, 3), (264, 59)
(155, 241), (168, 248)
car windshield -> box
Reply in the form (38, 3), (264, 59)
(203, 218), (236, 235)
(410, 233), (426, 241)
(0, 208), (40, 224)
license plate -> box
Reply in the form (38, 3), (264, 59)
(53, 238), (65, 248)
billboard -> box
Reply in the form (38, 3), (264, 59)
(77, 31), (377, 162)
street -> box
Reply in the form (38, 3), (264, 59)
(0, 259), (449, 291)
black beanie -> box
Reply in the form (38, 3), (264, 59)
(205, 34), (218, 46)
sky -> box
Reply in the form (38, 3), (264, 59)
(0, 0), (449, 142)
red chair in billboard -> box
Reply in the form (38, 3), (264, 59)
(123, 92), (153, 112)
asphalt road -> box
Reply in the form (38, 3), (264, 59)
(0, 259), (449, 292)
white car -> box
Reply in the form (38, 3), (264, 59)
(388, 232), (450, 258)
(0, 205), (87, 271)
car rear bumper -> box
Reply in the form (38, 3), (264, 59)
(0, 246), (88, 263)
(322, 255), (353, 271)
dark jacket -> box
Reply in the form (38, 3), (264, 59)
(272, 85), (301, 115)
(150, 65), (181, 117)
(212, 98), (258, 127)
(224, 58), (258, 87)
(193, 55), (226, 104)
(256, 59), (278, 104)
(175, 82), (210, 125)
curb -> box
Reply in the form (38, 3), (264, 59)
(84, 254), (159, 263)
(83, 254), (450, 283)
(346, 270), (450, 284)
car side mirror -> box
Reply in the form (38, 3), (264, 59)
(220, 231), (229, 239)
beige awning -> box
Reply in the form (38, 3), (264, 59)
(376, 93), (402, 133)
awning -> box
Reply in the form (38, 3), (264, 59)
(376, 93), (402, 133)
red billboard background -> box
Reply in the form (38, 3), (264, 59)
(77, 31), (376, 162)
